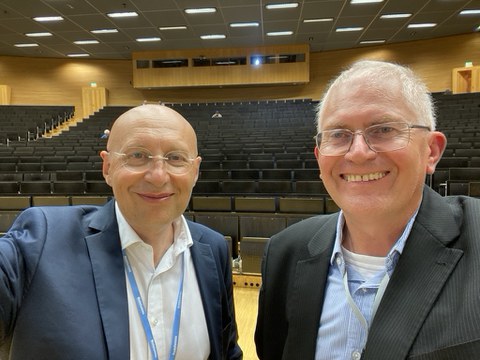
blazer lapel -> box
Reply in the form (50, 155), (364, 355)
(188, 225), (223, 360)
(364, 188), (463, 359)
(85, 202), (130, 360)
(283, 215), (338, 359)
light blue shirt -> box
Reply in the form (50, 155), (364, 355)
(315, 210), (418, 360)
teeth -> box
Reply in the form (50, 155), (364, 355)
(344, 172), (386, 182)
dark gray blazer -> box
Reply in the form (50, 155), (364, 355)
(255, 186), (480, 359)
(0, 200), (242, 360)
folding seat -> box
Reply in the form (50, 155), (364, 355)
(234, 197), (276, 213)
(275, 159), (303, 169)
(293, 169), (320, 180)
(0, 163), (16, 172)
(43, 162), (68, 171)
(23, 172), (51, 181)
(279, 197), (324, 214)
(84, 171), (104, 181)
(222, 180), (257, 194)
(437, 157), (469, 169)
(257, 180), (292, 194)
(52, 181), (86, 195)
(304, 159), (319, 168)
(199, 160), (222, 170)
(71, 196), (110, 206)
(294, 180), (328, 195)
(0, 211), (21, 234)
(448, 167), (480, 181)
(200, 169), (230, 180)
(469, 182), (480, 197)
(55, 171), (84, 181)
(20, 181), (51, 195)
(230, 169), (260, 180)
(0, 173), (22, 181)
(248, 160), (275, 169)
(32, 196), (70, 206)
(240, 237), (268, 274)
(326, 198), (340, 213)
(261, 169), (292, 180)
(194, 214), (239, 258)
(191, 196), (232, 211)
(66, 162), (93, 171)
(17, 163), (42, 172)
(0, 195), (30, 210)
(84, 181), (113, 195)
(222, 160), (249, 170)
(193, 180), (221, 194)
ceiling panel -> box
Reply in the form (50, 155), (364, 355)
(0, 0), (476, 60)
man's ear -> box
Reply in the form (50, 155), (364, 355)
(426, 131), (447, 175)
(99, 150), (112, 185)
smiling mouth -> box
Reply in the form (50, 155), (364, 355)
(343, 172), (387, 182)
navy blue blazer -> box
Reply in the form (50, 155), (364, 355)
(0, 200), (242, 360)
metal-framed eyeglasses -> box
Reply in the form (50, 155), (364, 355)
(314, 121), (431, 156)
(109, 148), (196, 175)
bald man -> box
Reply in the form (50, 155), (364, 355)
(0, 105), (242, 360)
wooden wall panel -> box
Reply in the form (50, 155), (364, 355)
(0, 33), (479, 118)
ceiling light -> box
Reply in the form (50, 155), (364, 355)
(14, 43), (39, 47)
(91, 29), (118, 34)
(360, 40), (386, 44)
(266, 3), (299, 10)
(266, 31), (293, 36)
(67, 53), (90, 57)
(159, 26), (187, 30)
(351, 0), (383, 3)
(460, 9), (480, 15)
(184, 8), (216, 14)
(336, 27), (364, 32)
(33, 16), (64, 22)
(407, 23), (437, 28)
(230, 22), (260, 28)
(25, 32), (52, 37)
(200, 34), (226, 39)
(74, 40), (99, 45)
(303, 18), (333, 23)
(380, 13), (412, 19)
(136, 37), (161, 42)
(107, 11), (138, 18)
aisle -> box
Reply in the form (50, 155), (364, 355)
(233, 286), (260, 360)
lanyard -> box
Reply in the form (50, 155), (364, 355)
(123, 250), (185, 360)
(342, 269), (390, 332)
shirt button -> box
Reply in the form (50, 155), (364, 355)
(151, 318), (158, 326)
(352, 350), (362, 360)
(336, 257), (342, 266)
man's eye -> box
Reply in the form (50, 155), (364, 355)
(329, 130), (350, 140)
(127, 151), (149, 160)
(166, 153), (188, 162)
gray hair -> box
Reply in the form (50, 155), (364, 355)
(316, 60), (436, 131)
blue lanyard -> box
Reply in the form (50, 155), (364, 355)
(123, 249), (185, 360)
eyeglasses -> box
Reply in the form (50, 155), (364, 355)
(109, 148), (196, 175)
(314, 122), (431, 156)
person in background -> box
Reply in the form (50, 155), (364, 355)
(0, 104), (242, 360)
(100, 128), (110, 138)
(255, 60), (480, 359)
(211, 110), (222, 118)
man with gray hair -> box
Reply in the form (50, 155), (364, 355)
(255, 60), (480, 359)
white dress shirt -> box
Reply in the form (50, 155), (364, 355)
(115, 202), (210, 360)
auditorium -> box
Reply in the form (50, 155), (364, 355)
(1, 1), (480, 359)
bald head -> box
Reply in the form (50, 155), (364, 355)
(107, 104), (198, 155)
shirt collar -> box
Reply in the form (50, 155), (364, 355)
(330, 208), (419, 274)
(115, 201), (193, 257)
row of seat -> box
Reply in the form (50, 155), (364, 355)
(0, 180), (111, 195)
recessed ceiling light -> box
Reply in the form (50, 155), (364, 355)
(407, 23), (437, 28)
(159, 26), (187, 30)
(266, 3), (299, 10)
(107, 11), (138, 18)
(136, 37), (161, 42)
(380, 13), (412, 19)
(25, 32), (52, 37)
(351, 0), (383, 3)
(200, 34), (226, 39)
(14, 43), (39, 47)
(67, 53), (90, 57)
(360, 40), (386, 44)
(33, 16), (64, 22)
(266, 31), (294, 36)
(303, 18), (333, 23)
(230, 22), (260, 28)
(74, 40), (99, 45)
(184, 8), (216, 14)
(336, 27), (364, 32)
(460, 9), (480, 15)
(91, 29), (118, 34)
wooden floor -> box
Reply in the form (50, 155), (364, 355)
(234, 286), (260, 360)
